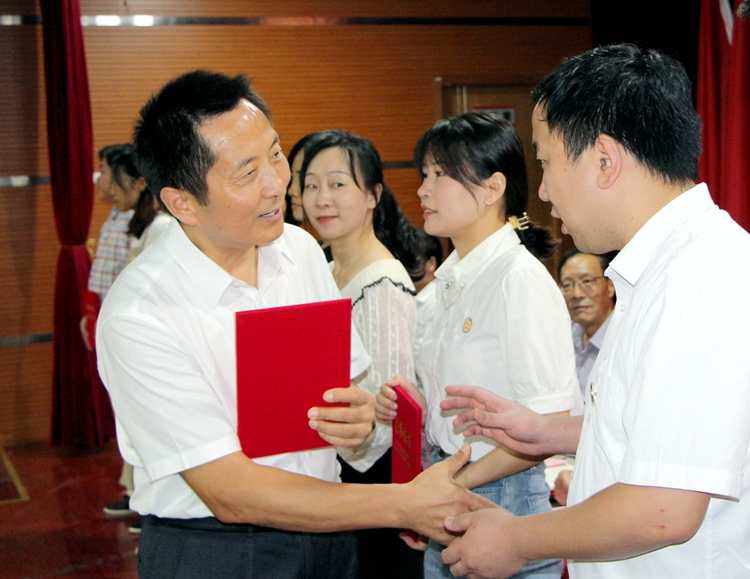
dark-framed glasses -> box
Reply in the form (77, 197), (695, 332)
(559, 276), (607, 295)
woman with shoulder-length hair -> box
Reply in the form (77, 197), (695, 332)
(377, 112), (582, 579)
(301, 129), (423, 579)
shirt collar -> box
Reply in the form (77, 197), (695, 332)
(608, 183), (714, 287)
(572, 312), (611, 354)
(164, 219), (296, 308)
(436, 223), (520, 285)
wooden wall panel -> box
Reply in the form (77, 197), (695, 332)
(0, 186), (58, 335)
(0, 0), (591, 444)
(0, 344), (53, 446)
(0, 26), (47, 176)
(74, 0), (590, 18)
(83, 23), (591, 225)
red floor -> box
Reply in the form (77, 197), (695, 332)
(0, 441), (139, 579)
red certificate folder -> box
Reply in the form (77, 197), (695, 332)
(391, 386), (423, 484)
(236, 298), (351, 460)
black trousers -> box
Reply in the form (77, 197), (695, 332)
(338, 449), (424, 579)
(138, 515), (358, 579)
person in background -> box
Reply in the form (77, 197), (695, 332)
(301, 129), (424, 579)
(557, 249), (615, 398)
(97, 70), (492, 579)
(377, 112), (581, 579)
(86, 144), (136, 306)
(82, 144), (140, 523)
(412, 230), (443, 380)
(439, 44), (750, 579)
(99, 145), (173, 533)
(413, 230), (443, 294)
(123, 161), (172, 264)
(284, 133), (314, 226)
(412, 231), (445, 470)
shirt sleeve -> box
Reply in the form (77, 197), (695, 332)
(618, 281), (750, 499)
(500, 264), (581, 414)
(338, 277), (417, 471)
(97, 309), (241, 483)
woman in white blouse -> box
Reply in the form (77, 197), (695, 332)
(377, 112), (581, 579)
(302, 130), (423, 579)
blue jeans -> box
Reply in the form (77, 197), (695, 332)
(424, 448), (563, 579)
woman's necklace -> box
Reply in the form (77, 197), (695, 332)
(441, 279), (465, 309)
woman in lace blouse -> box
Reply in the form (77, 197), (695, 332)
(301, 130), (423, 579)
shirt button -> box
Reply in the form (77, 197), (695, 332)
(619, 304), (626, 312)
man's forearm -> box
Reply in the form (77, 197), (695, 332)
(544, 414), (583, 455)
(509, 483), (709, 562)
(182, 448), (493, 543)
(455, 446), (542, 490)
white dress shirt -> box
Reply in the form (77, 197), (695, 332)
(418, 224), (580, 461)
(97, 221), (370, 519)
(569, 184), (750, 578)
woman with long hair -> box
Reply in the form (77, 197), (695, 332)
(301, 130), (423, 579)
(377, 112), (581, 579)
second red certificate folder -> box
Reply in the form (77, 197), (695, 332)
(236, 298), (351, 460)
(391, 385), (423, 484)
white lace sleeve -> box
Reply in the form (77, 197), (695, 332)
(337, 276), (416, 472)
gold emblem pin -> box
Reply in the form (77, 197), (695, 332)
(462, 318), (473, 333)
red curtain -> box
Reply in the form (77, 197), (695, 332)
(41, 0), (115, 447)
(697, 0), (750, 231)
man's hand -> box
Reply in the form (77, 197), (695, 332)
(442, 508), (528, 579)
(441, 385), (581, 456)
(308, 382), (375, 448)
(376, 375), (426, 423)
(400, 444), (498, 545)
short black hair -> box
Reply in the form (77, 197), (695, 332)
(301, 130), (422, 280)
(414, 111), (556, 260)
(557, 248), (611, 281)
(134, 70), (270, 206)
(531, 43), (701, 184)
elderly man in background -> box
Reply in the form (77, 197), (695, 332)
(557, 249), (615, 398)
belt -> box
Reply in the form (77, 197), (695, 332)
(148, 515), (271, 533)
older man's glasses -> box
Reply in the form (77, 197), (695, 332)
(559, 276), (607, 295)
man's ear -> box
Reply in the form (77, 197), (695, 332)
(160, 187), (199, 226)
(594, 135), (621, 189)
(606, 277), (616, 300)
(484, 172), (507, 205)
